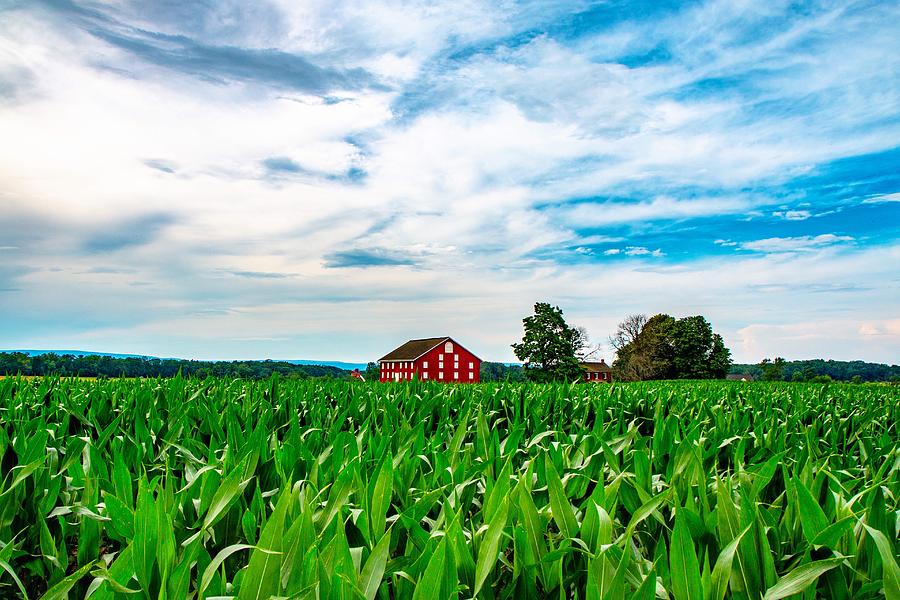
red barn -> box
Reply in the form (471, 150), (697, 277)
(580, 360), (612, 383)
(379, 337), (481, 383)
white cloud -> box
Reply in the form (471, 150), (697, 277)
(623, 246), (664, 257)
(739, 234), (854, 253)
(556, 196), (751, 228)
(862, 192), (900, 204)
(772, 210), (811, 220)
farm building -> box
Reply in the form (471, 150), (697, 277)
(726, 373), (754, 382)
(379, 337), (481, 383)
(580, 360), (612, 382)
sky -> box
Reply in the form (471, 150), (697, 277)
(0, 0), (898, 364)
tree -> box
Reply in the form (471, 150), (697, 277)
(512, 302), (586, 382)
(613, 314), (676, 381)
(364, 362), (380, 381)
(759, 357), (786, 381)
(671, 316), (731, 379)
(612, 314), (732, 380)
(609, 313), (648, 353)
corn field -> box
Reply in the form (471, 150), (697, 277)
(0, 376), (897, 599)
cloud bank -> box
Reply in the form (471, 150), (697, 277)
(0, 0), (898, 363)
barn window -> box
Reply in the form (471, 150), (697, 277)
(469, 362), (474, 369)
(444, 341), (453, 353)
(423, 361), (428, 368)
(454, 372), (459, 380)
(469, 372), (474, 379)
(439, 372), (444, 380)
(423, 372), (428, 380)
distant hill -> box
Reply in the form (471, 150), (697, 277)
(6, 350), (366, 371)
(284, 359), (368, 370)
(730, 359), (900, 382)
(11, 349), (155, 359)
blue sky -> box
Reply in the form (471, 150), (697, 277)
(0, 0), (898, 363)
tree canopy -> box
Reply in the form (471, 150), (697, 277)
(512, 302), (586, 382)
(612, 314), (731, 381)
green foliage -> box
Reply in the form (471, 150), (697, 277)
(0, 376), (896, 599)
(512, 302), (585, 382)
(759, 357), (787, 381)
(479, 361), (525, 382)
(613, 314), (732, 380)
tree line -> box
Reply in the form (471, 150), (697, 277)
(735, 357), (900, 383)
(0, 353), (348, 379)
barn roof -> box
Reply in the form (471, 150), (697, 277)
(580, 360), (612, 373)
(379, 337), (480, 362)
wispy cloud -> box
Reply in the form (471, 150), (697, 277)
(82, 213), (175, 253)
(863, 192), (900, 204)
(772, 209), (811, 221)
(740, 234), (854, 253)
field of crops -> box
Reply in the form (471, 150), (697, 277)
(0, 377), (897, 599)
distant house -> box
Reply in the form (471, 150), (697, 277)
(379, 337), (481, 383)
(581, 360), (612, 383)
(726, 373), (754, 382)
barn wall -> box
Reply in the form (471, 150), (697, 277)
(379, 339), (481, 383)
(415, 341), (480, 383)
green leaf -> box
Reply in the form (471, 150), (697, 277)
(200, 454), (254, 532)
(670, 508), (703, 600)
(198, 544), (254, 599)
(863, 524), (900, 600)
(0, 557), (29, 600)
(39, 561), (95, 600)
(474, 495), (509, 595)
(319, 465), (354, 532)
(631, 569), (656, 600)
(238, 489), (291, 600)
(716, 479), (761, 599)
(811, 517), (855, 550)
(545, 454), (578, 539)
(132, 480), (158, 595)
(413, 537), (452, 600)
(793, 477), (829, 544)
(369, 453), (393, 543)
(85, 543), (136, 600)
(359, 528), (392, 600)
(622, 489), (669, 542)
(762, 558), (844, 600)
(709, 523), (752, 600)
(517, 486), (549, 587)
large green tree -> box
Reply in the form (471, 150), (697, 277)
(612, 314), (731, 380)
(512, 302), (586, 382)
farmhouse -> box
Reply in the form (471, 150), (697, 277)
(726, 373), (754, 382)
(580, 360), (612, 382)
(379, 337), (481, 383)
